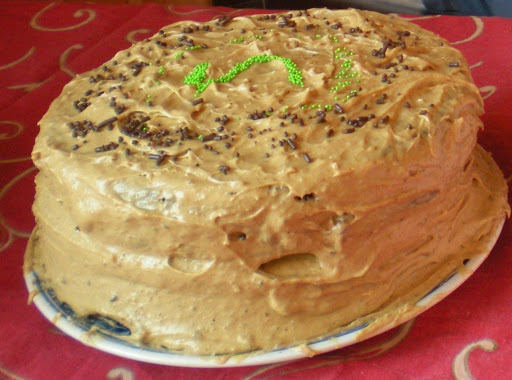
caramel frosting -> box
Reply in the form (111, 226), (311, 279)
(25, 8), (509, 355)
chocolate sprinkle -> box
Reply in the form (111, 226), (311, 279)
(396, 30), (411, 37)
(278, 15), (296, 28)
(248, 109), (270, 120)
(286, 138), (297, 150)
(316, 111), (326, 123)
(334, 103), (344, 114)
(191, 98), (204, 106)
(96, 117), (118, 130)
(218, 165), (230, 174)
(201, 133), (218, 142)
(215, 15), (233, 27)
(376, 94), (387, 104)
(73, 98), (90, 113)
(148, 153), (167, 166)
(94, 142), (119, 153)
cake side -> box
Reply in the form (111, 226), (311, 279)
(26, 8), (509, 354)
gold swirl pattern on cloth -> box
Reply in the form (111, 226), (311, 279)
(106, 367), (135, 380)
(452, 339), (499, 380)
(126, 29), (153, 44)
(0, 157), (32, 164)
(7, 80), (48, 93)
(244, 319), (415, 379)
(6, 43), (85, 93)
(469, 61), (484, 70)
(0, 365), (27, 380)
(30, 2), (96, 32)
(0, 219), (10, 253)
(59, 44), (84, 78)
(166, 5), (246, 18)
(0, 166), (37, 253)
(451, 17), (484, 45)
(479, 85), (497, 100)
(0, 119), (34, 251)
(0, 46), (35, 71)
(398, 15), (442, 21)
(0, 121), (24, 141)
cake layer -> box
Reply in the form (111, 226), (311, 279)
(26, 8), (509, 354)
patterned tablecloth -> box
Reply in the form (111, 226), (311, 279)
(1, 1), (511, 379)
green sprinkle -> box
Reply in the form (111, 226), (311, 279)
(198, 134), (203, 140)
(158, 66), (165, 75)
(316, 34), (321, 38)
(184, 54), (304, 96)
(229, 36), (245, 44)
(175, 52), (184, 59)
(154, 80), (161, 86)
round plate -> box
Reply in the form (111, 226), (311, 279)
(24, 218), (505, 368)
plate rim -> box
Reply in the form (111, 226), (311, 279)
(24, 217), (505, 368)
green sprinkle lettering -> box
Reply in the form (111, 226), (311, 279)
(184, 54), (304, 96)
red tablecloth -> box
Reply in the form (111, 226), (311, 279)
(1, 1), (511, 378)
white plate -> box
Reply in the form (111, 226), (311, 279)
(25, 218), (505, 368)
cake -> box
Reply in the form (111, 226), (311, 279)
(25, 8), (509, 355)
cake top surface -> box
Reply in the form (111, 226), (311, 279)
(36, 8), (481, 206)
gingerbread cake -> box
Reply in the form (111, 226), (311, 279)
(25, 8), (509, 355)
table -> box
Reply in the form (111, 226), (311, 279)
(1, 2), (511, 379)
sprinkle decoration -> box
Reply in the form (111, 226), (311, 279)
(184, 54), (304, 96)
